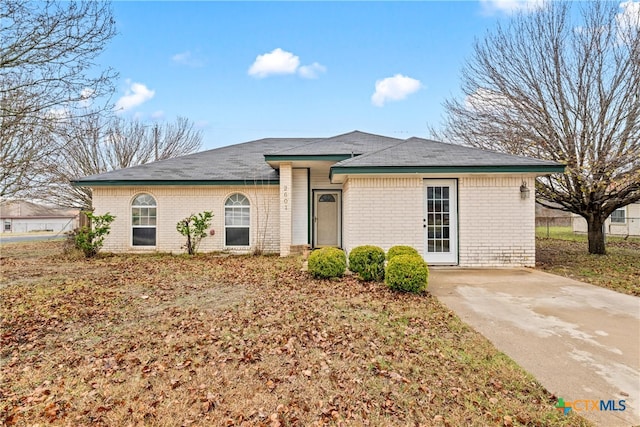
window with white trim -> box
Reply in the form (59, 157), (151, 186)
(426, 185), (451, 253)
(225, 193), (250, 246)
(611, 207), (626, 224)
(132, 193), (156, 246)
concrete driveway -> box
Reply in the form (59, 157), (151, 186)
(429, 268), (640, 427)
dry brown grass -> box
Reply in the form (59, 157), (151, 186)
(536, 234), (640, 296)
(1, 241), (590, 426)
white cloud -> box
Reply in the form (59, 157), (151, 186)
(480, 0), (545, 14)
(371, 74), (422, 107)
(79, 88), (95, 108)
(248, 48), (326, 79)
(617, 1), (640, 42)
(248, 48), (300, 78)
(115, 80), (155, 113)
(46, 107), (70, 120)
(171, 50), (204, 67)
(150, 110), (165, 120)
(298, 62), (327, 79)
(80, 88), (95, 100)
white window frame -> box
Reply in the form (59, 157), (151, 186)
(131, 193), (157, 247)
(4, 220), (11, 232)
(610, 207), (626, 224)
(224, 193), (250, 247)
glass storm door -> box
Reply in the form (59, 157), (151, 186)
(424, 179), (458, 264)
(314, 191), (340, 247)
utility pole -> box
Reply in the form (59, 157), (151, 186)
(153, 124), (159, 161)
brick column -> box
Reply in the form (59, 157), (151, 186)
(279, 163), (292, 256)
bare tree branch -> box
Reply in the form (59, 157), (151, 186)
(0, 0), (117, 198)
(42, 115), (203, 209)
(435, 1), (640, 254)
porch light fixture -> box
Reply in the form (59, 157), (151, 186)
(520, 181), (530, 200)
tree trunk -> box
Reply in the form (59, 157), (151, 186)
(184, 220), (193, 255)
(587, 216), (606, 255)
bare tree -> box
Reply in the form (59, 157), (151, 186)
(0, 89), (55, 198)
(0, 0), (116, 198)
(45, 115), (203, 209)
(436, 2), (640, 254)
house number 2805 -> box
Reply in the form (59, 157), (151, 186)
(283, 185), (288, 210)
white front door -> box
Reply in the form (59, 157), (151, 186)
(314, 191), (340, 247)
(424, 179), (458, 265)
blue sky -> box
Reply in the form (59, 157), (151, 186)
(98, 0), (635, 150)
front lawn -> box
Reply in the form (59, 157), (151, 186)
(1, 241), (588, 426)
(536, 227), (640, 296)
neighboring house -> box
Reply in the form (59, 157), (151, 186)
(572, 203), (640, 237)
(0, 200), (78, 234)
(535, 202), (572, 227)
(73, 131), (564, 267)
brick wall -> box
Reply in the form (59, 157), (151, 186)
(92, 186), (280, 254)
(343, 177), (423, 255)
(458, 176), (536, 267)
(92, 174), (538, 265)
(343, 175), (536, 267)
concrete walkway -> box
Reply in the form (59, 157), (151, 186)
(429, 268), (640, 427)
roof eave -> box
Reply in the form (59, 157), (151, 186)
(329, 164), (566, 181)
(264, 154), (354, 169)
(71, 179), (281, 187)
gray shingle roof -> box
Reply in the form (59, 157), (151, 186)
(333, 137), (562, 168)
(74, 137), (317, 184)
(267, 130), (403, 156)
(74, 131), (564, 186)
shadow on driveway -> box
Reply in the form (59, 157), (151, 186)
(430, 268), (640, 427)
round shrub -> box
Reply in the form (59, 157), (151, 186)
(308, 247), (347, 279)
(385, 254), (429, 293)
(348, 245), (386, 282)
(386, 245), (419, 260)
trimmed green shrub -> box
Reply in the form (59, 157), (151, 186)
(308, 247), (347, 279)
(385, 254), (429, 293)
(74, 211), (115, 258)
(386, 245), (419, 260)
(348, 245), (386, 281)
(176, 211), (214, 255)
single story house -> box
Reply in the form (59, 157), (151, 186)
(572, 203), (640, 237)
(0, 200), (78, 234)
(73, 131), (565, 267)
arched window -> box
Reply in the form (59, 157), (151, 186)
(225, 193), (250, 246)
(132, 193), (156, 246)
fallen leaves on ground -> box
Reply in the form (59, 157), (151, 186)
(1, 241), (589, 426)
(536, 238), (640, 296)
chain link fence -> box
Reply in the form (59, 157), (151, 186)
(536, 216), (640, 239)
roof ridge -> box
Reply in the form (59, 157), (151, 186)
(264, 136), (330, 155)
(267, 130), (405, 155)
(334, 137), (412, 166)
